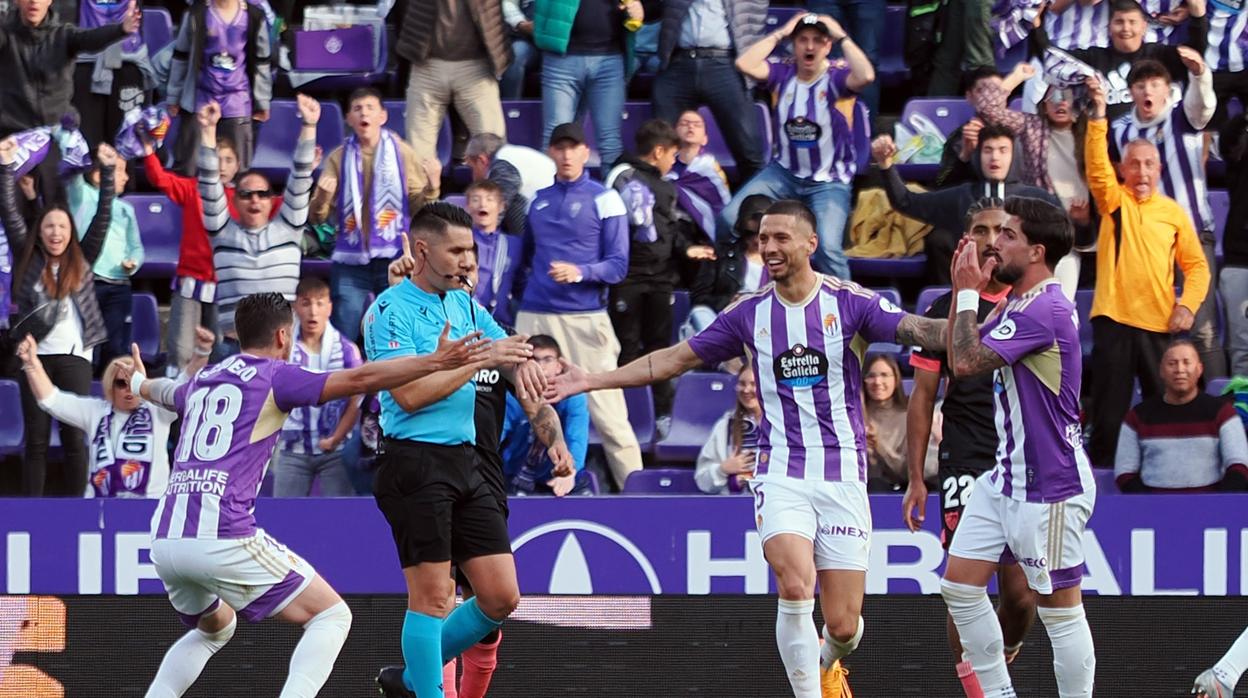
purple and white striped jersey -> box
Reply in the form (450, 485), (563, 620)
(980, 280), (1094, 503)
(1044, 0), (1110, 50)
(151, 355), (330, 540)
(1205, 7), (1248, 72)
(1111, 106), (1212, 232)
(1142, 0), (1183, 45)
(687, 277), (905, 483)
(764, 60), (859, 185)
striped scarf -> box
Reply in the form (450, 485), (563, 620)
(991, 0), (1044, 58)
(333, 130), (408, 265)
(666, 152), (730, 242)
(90, 405), (155, 498)
(283, 324), (348, 454)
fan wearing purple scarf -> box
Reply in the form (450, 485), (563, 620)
(310, 87), (441, 344)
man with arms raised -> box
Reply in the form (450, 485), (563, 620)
(940, 197), (1096, 698)
(548, 199), (951, 697)
(133, 292), (489, 697)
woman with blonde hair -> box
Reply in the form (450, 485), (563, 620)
(16, 328), (214, 498)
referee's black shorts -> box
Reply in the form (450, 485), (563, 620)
(373, 439), (511, 568)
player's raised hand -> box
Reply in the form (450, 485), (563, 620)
(548, 440), (575, 478)
(430, 323), (491, 370)
(901, 480), (927, 532)
(952, 238), (993, 293)
(486, 334), (534, 368)
(545, 359), (590, 403)
(296, 94), (321, 125)
(388, 233), (418, 286)
(513, 359), (548, 402)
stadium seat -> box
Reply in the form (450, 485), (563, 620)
(131, 293), (161, 362)
(902, 377), (914, 395)
(691, 103), (773, 179)
(1211, 189), (1228, 262)
(1207, 377), (1231, 396)
(877, 5), (908, 87)
(848, 254), (928, 279)
(503, 100), (544, 150)
(251, 100), (345, 181)
(383, 101), (452, 164)
(851, 99), (871, 172)
(588, 385), (656, 451)
(1074, 289), (1094, 359)
(141, 7), (174, 53)
(443, 194), (467, 209)
(584, 470), (601, 495)
(916, 286), (950, 315)
(670, 290), (691, 344)
(871, 287), (902, 310)
(622, 467), (701, 494)
(127, 194), (182, 278)
(585, 102), (655, 170)
(654, 371), (738, 462)
(0, 379), (23, 456)
(896, 99), (974, 181)
(286, 26), (390, 93)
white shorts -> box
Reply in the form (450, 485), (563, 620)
(948, 472), (1095, 595)
(150, 529), (316, 627)
(750, 477), (872, 572)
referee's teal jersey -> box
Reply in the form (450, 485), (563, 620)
(363, 281), (507, 445)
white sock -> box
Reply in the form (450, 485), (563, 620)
(145, 616), (237, 698)
(279, 601), (353, 698)
(776, 598), (820, 698)
(820, 616), (864, 669)
(1214, 625), (1248, 688)
(941, 580), (1013, 693)
(1037, 605), (1095, 698)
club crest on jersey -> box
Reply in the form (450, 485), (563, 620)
(989, 318), (1017, 340)
(569, 202), (582, 218)
(823, 313), (838, 335)
(774, 344), (829, 388)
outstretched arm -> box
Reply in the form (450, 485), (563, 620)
(548, 341), (704, 401)
(894, 314), (948, 351)
(320, 324), (491, 403)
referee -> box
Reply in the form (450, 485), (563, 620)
(364, 203), (547, 698)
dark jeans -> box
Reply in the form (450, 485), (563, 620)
(1087, 317), (1169, 468)
(94, 281), (132, 371)
(172, 113), (254, 177)
(652, 54), (765, 184)
(927, 0), (995, 96)
(609, 282), (675, 416)
(331, 258), (394, 343)
(20, 353), (92, 496)
(72, 62), (147, 151)
(807, 0), (885, 131)
(1212, 70), (1248, 131)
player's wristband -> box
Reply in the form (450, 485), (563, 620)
(955, 289), (980, 314)
(130, 372), (146, 396)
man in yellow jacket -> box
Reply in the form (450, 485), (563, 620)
(1083, 74), (1211, 468)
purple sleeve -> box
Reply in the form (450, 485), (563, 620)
(980, 303), (1056, 365)
(828, 65), (851, 97)
(343, 340), (363, 370)
(688, 304), (746, 365)
(272, 364), (332, 412)
(766, 60), (796, 93)
(174, 381), (191, 413)
(851, 291), (906, 344)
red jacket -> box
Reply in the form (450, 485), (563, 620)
(142, 154), (282, 282)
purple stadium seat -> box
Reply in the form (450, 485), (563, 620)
(764, 7), (800, 58)
(127, 194), (181, 278)
(916, 286), (949, 314)
(503, 100), (543, 150)
(141, 7), (174, 52)
(288, 27), (390, 92)
(622, 467), (701, 494)
(871, 287), (902, 309)
(692, 103), (771, 177)
(443, 194), (467, 209)
(1211, 189), (1228, 262)
(585, 102), (654, 170)
(1075, 289), (1094, 358)
(670, 290), (691, 344)
(877, 5), (908, 87)
(902, 377), (914, 395)
(754, 102), (773, 160)
(381, 100), (452, 163)
(1207, 377), (1231, 396)
(584, 470), (601, 495)
(0, 380), (23, 455)
(901, 99), (976, 139)
(848, 254), (928, 279)
(588, 385), (656, 451)
(252, 100), (345, 181)
(654, 371), (738, 462)
(995, 39), (1028, 75)
(302, 260), (332, 276)
(132, 293), (161, 362)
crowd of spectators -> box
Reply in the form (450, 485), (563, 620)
(1, 0), (1247, 499)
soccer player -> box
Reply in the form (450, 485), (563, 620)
(364, 203), (548, 698)
(1193, 627), (1248, 696)
(940, 196), (1096, 698)
(902, 198), (1037, 694)
(548, 199), (951, 697)
(132, 292), (491, 698)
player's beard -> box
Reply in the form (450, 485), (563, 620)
(994, 259), (1024, 285)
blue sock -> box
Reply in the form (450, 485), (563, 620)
(441, 598), (503, 664)
(401, 610), (444, 697)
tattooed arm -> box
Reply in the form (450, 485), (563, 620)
(518, 392), (576, 477)
(894, 314), (948, 351)
(948, 305), (1006, 378)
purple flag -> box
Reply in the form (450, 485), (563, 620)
(114, 106), (171, 161)
(991, 0), (1043, 58)
(666, 153), (730, 242)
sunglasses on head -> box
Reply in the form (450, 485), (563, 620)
(237, 188), (273, 200)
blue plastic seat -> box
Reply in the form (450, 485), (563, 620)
(251, 100), (346, 181)
(131, 293), (161, 362)
(654, 372), (738, 463)
(141, 7), (174, 53)
(896, 99), (974, 181)
(622, 467), (701, 494)
(502, 100), (543, 150)
(126, 194), (182, 279)
(848, 255), (928, 279)
(0, 380), (24, 456)
(588, 385), (655, 452)
(916, 286), (951, 315)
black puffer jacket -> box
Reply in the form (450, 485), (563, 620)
(606, 156), (697, 286)
(0, 13), (128, 136)
(0, 161), (113, 350)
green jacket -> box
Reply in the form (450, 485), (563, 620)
(532, 0), (636, 73)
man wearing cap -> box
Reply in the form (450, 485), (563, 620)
(726, 13), (875, 280)
(514, 122), (642, 489)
